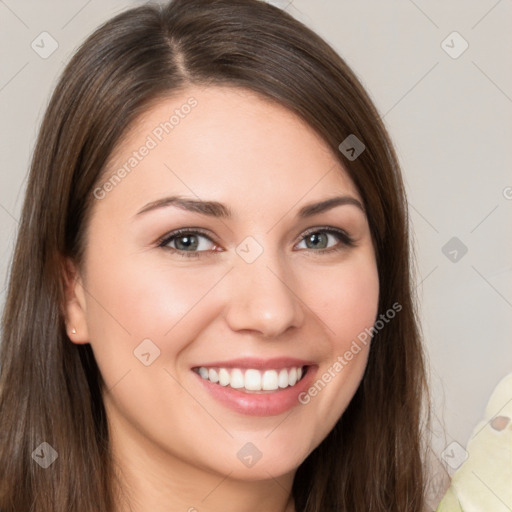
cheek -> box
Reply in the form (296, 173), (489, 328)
(295, 251), (379, 440)
(306, 251), (380, 342)
(82, 244), (229, 379)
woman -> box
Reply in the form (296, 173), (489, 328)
(0, 0), (430, 510)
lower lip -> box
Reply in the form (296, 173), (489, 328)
(192, 366), (318, 416)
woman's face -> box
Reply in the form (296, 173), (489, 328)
(66, 86), (379, 483)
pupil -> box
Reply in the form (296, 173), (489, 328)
(177, 235), (198, 251)
(307, 232), (327, 249)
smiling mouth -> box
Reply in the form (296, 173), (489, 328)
(192, 365), (309, 394)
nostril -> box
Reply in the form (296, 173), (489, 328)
(490, 415), (510, 431)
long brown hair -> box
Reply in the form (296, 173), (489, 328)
(0, 0), (429, 510)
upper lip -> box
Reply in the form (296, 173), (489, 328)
(192, 357), (315, 370)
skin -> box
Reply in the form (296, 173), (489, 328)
(64, 86), (380, 512)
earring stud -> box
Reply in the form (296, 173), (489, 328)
(71, 328), (77, 334)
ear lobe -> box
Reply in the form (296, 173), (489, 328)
(62, 257), (90, 344)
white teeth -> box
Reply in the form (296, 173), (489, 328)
(288, 367), (297, 386)
(196, 366), (305, 391)
(230, 368), (244, 389)
(261, 370), (278, 391)
(278, 368), (289, 388)
(245, 369), (261, 390)
(218, 368), (230, 386)
(208, 368), (219, 383)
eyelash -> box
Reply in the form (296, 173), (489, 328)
(157, 226), (355, 259)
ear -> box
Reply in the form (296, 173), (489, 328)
(62, 257), (90, 344)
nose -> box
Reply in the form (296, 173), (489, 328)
(224, 249), (305, 338)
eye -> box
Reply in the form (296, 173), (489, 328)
(295, 227), (354, 252)
(157, 226), (355, 259)
(157, 229), (218, 258)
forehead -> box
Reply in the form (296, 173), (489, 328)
(96, 85), (361, 218)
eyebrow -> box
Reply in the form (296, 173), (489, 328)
(134, 195), (365, 219)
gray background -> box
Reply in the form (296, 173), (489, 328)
(1, 0), (511, 476)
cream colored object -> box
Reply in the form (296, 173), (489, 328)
(437, 373), (512, 511)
